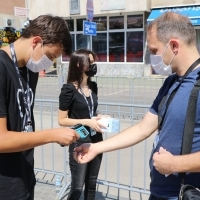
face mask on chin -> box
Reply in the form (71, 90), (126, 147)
(26, 42), (53, 73)
(150, 42), (175, 76)
(85, 63), (97, 77)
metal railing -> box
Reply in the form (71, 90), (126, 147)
(33, 99), (156, 200)
(36, 74), (165, 104)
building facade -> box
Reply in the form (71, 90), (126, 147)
(26, 0), (200, 76)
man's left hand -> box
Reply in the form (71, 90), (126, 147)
(153, 147), (175, 175)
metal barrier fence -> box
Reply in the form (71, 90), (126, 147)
(34, 99), (157, 200)
(36, 75), (165, 115)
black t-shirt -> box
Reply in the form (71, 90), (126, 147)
(0, 50), (38, 199)
(59, 82), (98, 134)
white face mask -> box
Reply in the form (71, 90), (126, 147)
(150, 42), (175, 76)
(26, 43), (53, 73)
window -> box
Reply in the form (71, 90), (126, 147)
(66, 19), (74, 32)
(92, 33), (107, 62)
(77, 18), (84, 31)
(109, 16), (124, 29)
(127, 15), (143, 29)
(61, 34), (75, 62)
(61, 14), (145, 63)
(76, 34), (87, 49)
(127, 32), (143, 62)
(109, 32), (124, 62)
(93, 17), (107, 31)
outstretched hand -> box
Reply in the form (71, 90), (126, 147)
(73, 143), (98, 164)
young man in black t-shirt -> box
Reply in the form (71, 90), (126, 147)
(0, 15), (79, 200)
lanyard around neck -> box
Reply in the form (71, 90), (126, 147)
(158, 58), (200, 130)
(79, 87), (94, 118)
(10, 43), (32, 128)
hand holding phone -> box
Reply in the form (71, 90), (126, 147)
(71, 124), (90, 139)
(60, 124), (90, 147)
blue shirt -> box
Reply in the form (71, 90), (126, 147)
(149, 68), (200, 198)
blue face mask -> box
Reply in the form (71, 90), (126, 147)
(150, 42), (175, 76)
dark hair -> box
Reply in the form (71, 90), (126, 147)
(21, 15), (72, 55)
(147, 12), (196, 45)
(67, 49), (97, 87)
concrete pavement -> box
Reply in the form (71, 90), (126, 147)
(34, 181), (147, 200)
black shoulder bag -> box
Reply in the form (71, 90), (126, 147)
(179, 74), (200, 200)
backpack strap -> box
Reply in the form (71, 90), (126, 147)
(180, 72), (200, 184)
(158, 74), (178, 130)
(181, 76), (200, 155)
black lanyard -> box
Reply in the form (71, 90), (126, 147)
(158, 58), (200, 130)
(10, 43), (32, 130)
(80, 87), (94, 118)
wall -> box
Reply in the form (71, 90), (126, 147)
(27, 0), (151, 78)
(0, 0), (26, 29)
(28, 0), (150, 19)
(151, 0), (200, 8)
(0, 0), (25, 15)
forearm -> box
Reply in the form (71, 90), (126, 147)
(58, 117), (89, 127)
(93, 111), (157, 154)
(172, 152), (200, 173)
(95, 124), (152, 154)
(0, 130), (53, 153)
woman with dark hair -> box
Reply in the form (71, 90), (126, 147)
(58, 49), (104, 200)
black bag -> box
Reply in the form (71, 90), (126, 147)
(179, 184), (200, 200)
(178, 63), (200, 200)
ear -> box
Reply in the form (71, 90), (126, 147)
(31, 36), (42, 49)
(170, 40), (179, 55)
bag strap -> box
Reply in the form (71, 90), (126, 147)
(180, 74), (200, 183)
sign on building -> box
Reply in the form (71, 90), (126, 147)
(83, 21), (96, 36)
(86, 0), (94, 22)
(14, 7), (28, 16)
(70, 0), (80, 15)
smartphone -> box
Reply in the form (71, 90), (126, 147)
(71, 124), (90, 139)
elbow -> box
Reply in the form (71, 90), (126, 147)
(58, 118), (63, 126)
(58, 117), (67, 126)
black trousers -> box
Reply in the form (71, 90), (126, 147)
(67, 133), (103, 200)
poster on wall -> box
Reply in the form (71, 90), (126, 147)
(70, 0), (80, 15)
(0, 27), (22, 48)
(100, 0), (125, 11)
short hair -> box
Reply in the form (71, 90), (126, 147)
(147, 12), (196, 45)
(67, 49), (97, 87)
(21, 15), (72, 55)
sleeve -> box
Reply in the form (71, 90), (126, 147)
(90, 81), (98, 95)
(0, 63), (7, 117)
(59, 83), (75, 111)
